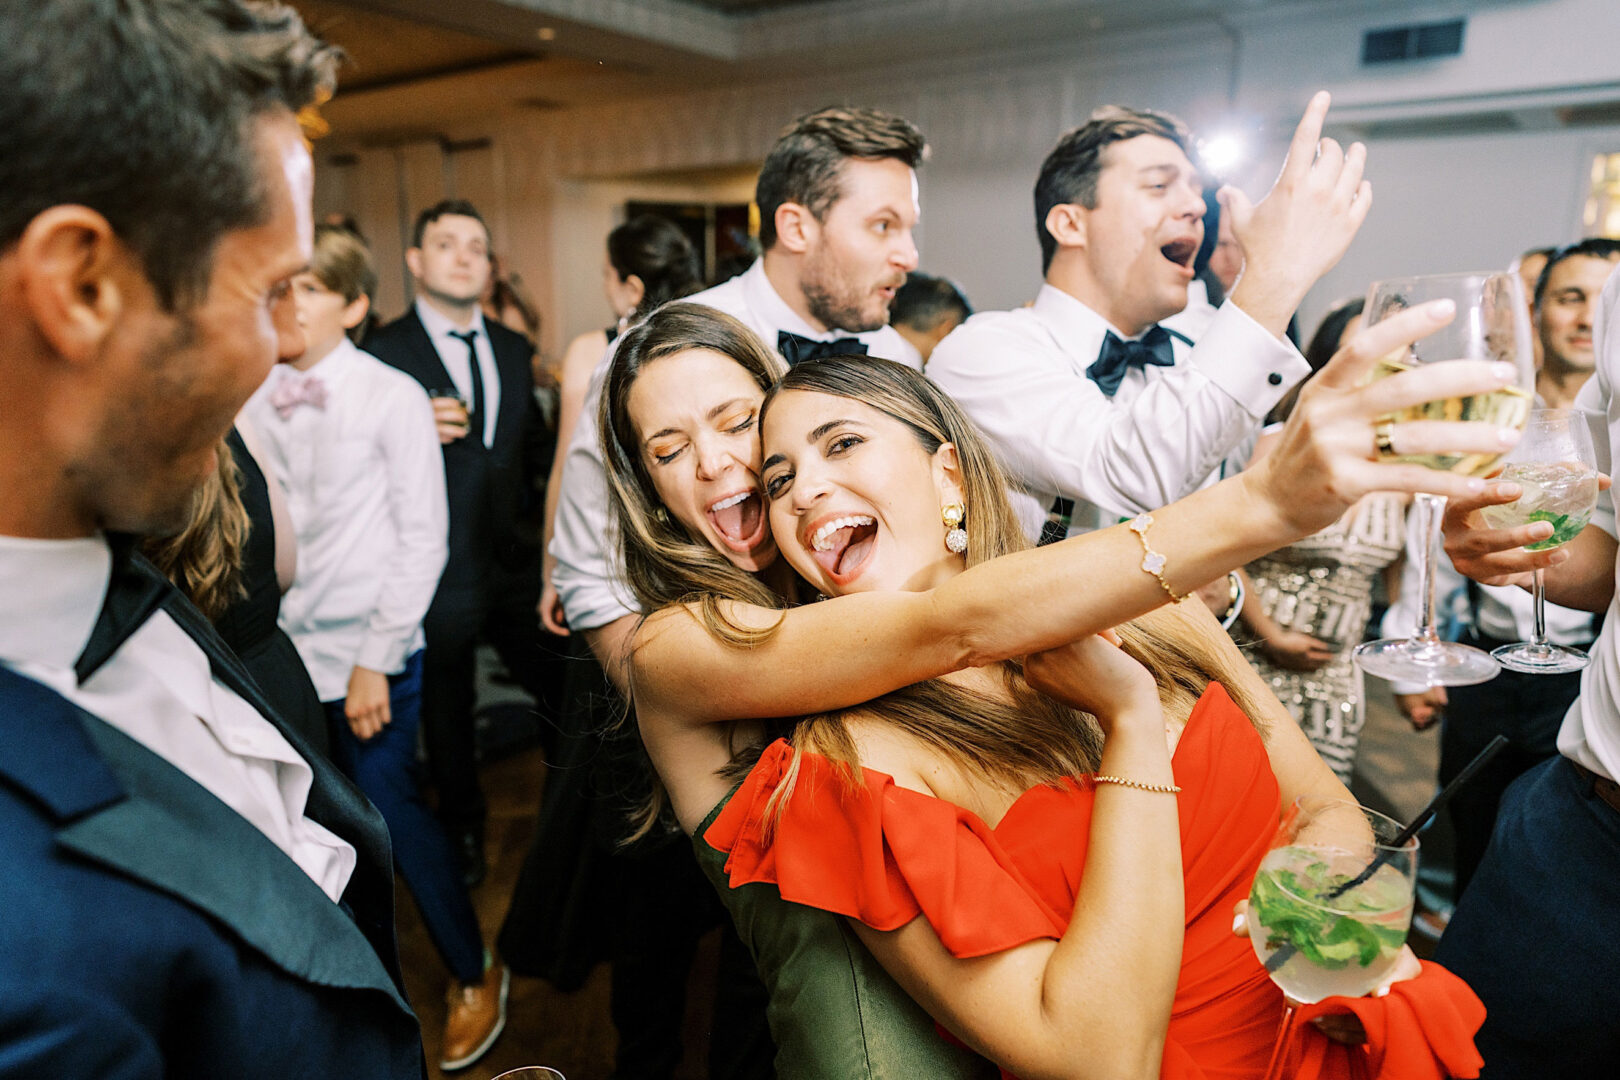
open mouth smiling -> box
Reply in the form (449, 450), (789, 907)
(806, 513), (878, 584)
(1159, 237), (1198, 275)
(707, 489), (768, 554)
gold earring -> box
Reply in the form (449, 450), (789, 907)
(942, 504), (967, 554)
(654, 506), (669, 524)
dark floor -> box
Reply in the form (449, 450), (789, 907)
(397, 736), (722, 1080)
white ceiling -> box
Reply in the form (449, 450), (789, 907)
(304, 0), (1549, 143)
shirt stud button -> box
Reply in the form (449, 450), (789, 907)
(1268, 372), (1283, 386)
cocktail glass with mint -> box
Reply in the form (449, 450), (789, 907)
(1478, 408), (1600, 673)
(1247, 797), (1418, 1078)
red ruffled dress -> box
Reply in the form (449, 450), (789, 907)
(707, 682), (1485, 1079)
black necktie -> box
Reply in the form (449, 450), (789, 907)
(1086, 326), (1175, 398)
(776, 330), (870, 368)
(74, 533), (178, 684)
(449, 329), (485, 445)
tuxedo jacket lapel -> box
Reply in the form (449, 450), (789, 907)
(397, 310), (458, 396)
(156, 580), (403, 952)
(0, 666), (412, 1017)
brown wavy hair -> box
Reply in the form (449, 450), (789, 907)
(143, 438), (250, 621)
(600, 303), (793, 836)
(600, 314), (1265, 835)
(755, 355), (1269, 819)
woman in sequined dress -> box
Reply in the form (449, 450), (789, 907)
(1236, 298), (1407, 782)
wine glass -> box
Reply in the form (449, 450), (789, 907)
(1353, 272), (1535, 686)
(1479, 408), (1599, 673)
(1247, 797), (1418, 1079)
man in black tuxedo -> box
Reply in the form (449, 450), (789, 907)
(0, 2), (422, 1076)
(366, 200), (550, 885)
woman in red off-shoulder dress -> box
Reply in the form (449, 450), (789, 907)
(592, 307), (1495, 1078)
(700, 357), (1486, 1080)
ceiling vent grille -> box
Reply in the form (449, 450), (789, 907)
(1362, 19), (1466, 65)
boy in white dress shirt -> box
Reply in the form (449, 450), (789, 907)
(928, 92), (1370, 541)
(246, 225), (508, 1072)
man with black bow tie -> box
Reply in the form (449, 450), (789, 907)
(549, 105), (926, 678)
(929, 93), (1369, 541)
(0, 2), (423, 1077)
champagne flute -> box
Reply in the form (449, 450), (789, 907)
(1480, 408), (1599, 673)
(1247, 797), (1418, 1080)
(1353, 272), (1535, 686)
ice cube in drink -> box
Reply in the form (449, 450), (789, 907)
(1480, 461), (1598, 549)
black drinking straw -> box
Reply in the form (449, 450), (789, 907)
(1262, 734), (1508, 974)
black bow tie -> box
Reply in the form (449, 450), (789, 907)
(1086, 326), (1176, 398)
(777, 330), (870, 367)
(74, 533), (176, 684)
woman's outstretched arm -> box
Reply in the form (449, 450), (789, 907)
(635, 302), (1521, 729)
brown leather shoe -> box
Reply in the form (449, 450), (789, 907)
(439, 962), (509, 1072)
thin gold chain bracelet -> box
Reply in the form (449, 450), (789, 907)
(1092, 774), (1183, 795)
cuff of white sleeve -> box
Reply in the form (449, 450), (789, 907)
(1195, 303), (1311, 416)
(554, 570), (640, 633)
(355, 635), (411, 677)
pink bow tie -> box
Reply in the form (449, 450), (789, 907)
(270, 371), (328, 419)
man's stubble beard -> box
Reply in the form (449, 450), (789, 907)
(800, 251), (888, 334)
(90, 311), (216, 537)
(421, 280), (485, 315)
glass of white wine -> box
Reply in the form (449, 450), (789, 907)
(1479, 408), (1599, 673)
(1353, 272), (1535, 687)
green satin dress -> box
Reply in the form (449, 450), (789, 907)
(691, 789), (996, 1080)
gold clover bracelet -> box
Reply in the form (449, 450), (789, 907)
(1128, 513), (1186, 603)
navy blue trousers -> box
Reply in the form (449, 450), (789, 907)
(327, 652), (484, 984)
(1440, 641), (1582, 897)
(1434, 755), (1620, 1077)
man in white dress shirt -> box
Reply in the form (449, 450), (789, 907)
(549, 106), (926, 685)
(928, 92), (1371, 540)
(0, 2), (422, 1076)
(1436, 259), (1620, 1076)
(246, 224), (508, 1071)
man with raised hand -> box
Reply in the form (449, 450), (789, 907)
(0, 2), (423, 1077)
(928, 92), (1370, 541)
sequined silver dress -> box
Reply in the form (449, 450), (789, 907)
(1243, 494), (1406, 782)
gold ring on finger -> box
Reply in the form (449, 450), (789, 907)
(1373, 419), (1397, 459)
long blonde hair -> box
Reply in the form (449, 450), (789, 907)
(758, 356), (1268, 810)
(143, 437), (250, 621)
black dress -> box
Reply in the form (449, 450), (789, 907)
(218, 428), (330, 758)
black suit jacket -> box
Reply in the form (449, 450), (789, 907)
(366, 308), (546, 587)
(0, 554), (424, 1079)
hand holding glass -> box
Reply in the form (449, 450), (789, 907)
(1478, 408), (1598, 673)
(1353, 272), (1535, 687)
(1247, 797), (1418, 1079)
